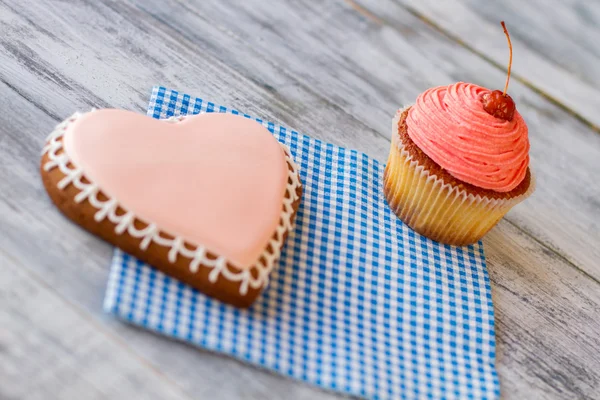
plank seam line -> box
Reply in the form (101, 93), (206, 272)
(0, 77), (61, 121)
(344, 0), (384, 24)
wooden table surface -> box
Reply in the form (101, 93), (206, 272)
(1, 1), (599, 399)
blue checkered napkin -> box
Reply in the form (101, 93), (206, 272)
(104, 86), (500, 400)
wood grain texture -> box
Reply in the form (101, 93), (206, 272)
(1, 0), (599, 399)
(0, 252), (191, 400)
(392, 0), (600, 129)
(485, 223), (600, 399)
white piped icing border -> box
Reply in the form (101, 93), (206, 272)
(42, 112), (302, 295)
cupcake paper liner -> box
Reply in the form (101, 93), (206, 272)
(384, 108), (535, 246)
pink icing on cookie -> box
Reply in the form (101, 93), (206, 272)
(62, 109), (288, 269)
(406, 82), (530, 192)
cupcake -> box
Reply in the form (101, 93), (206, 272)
(383, 23), (534, 246)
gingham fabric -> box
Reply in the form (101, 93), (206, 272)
(104, 86), (500, 400)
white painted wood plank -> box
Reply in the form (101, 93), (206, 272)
(0, 252), (192, 400)
(388, 0), (600, 128)
(484, 222), (600, 399)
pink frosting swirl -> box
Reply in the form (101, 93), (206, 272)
(406, 82), (530, 192)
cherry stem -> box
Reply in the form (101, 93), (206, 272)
(501, 21), (513, 96)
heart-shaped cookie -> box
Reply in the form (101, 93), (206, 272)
(41, 110), (302, 307)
